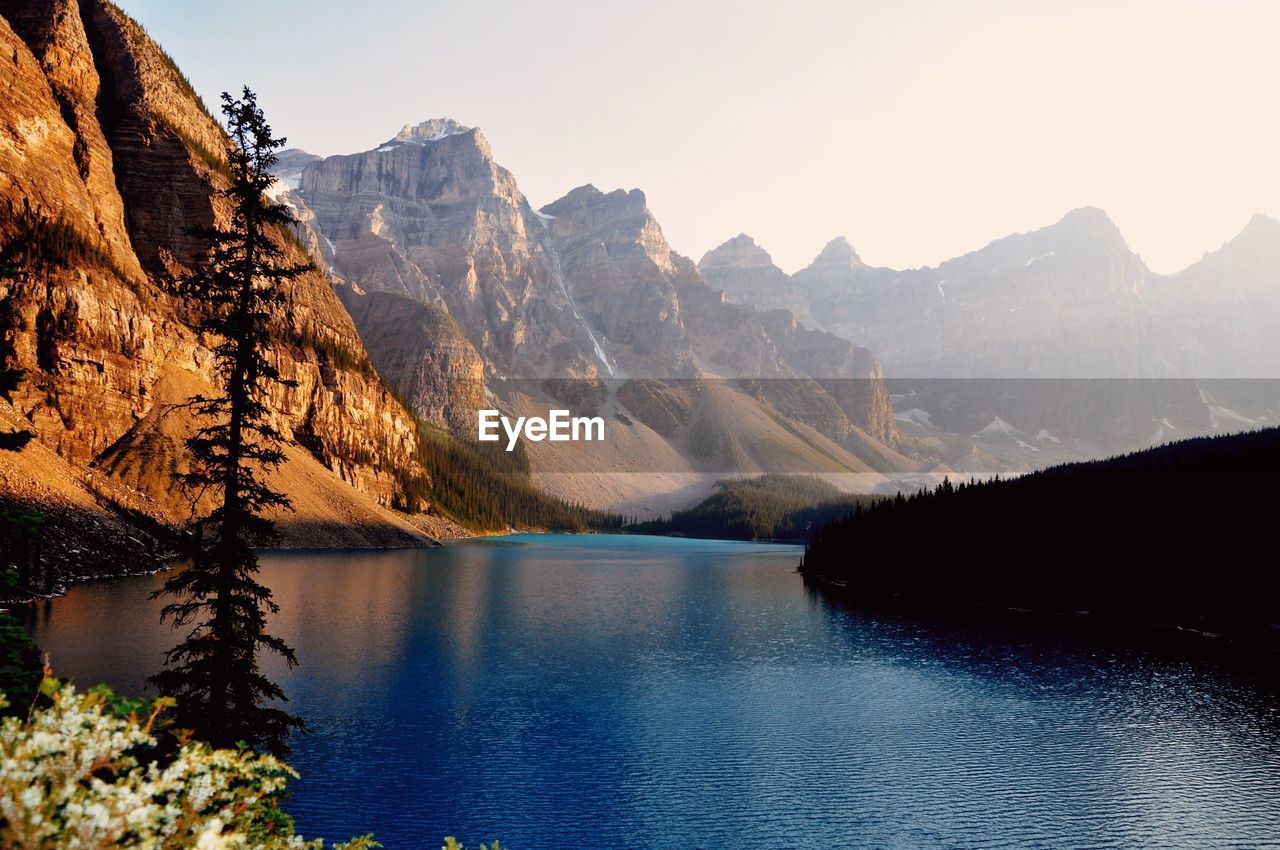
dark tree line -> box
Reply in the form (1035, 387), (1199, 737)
(632, 474), (874, 541)
(800, 427), (1280, 644)
(409, 425), (624, 532)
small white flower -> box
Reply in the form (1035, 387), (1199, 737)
(196, 818), (244, 849)
(19, 785), (41, 809)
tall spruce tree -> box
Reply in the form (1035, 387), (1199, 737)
(150, 88), (309, 755)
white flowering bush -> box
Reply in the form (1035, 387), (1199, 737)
(0, 681), (378, 849)
(443, 841), (502, 850)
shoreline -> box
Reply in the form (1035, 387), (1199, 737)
(798, 570), (1280, 664)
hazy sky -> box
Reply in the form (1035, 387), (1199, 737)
(116, 0), (1280, 274)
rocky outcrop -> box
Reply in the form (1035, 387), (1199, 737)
(0, 0), (142, 281)
(293, 121), (604, 378)
(1, 393), (168, 595)
(758, 310), (897, 444)
(539, 185), (692, 377)
(338, 287), (485, 431)
(698, 234), (813, 326)
(0, 0), (432, 558)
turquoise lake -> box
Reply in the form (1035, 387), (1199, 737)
(24, 534), (1280, 849)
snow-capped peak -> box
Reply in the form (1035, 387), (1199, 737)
(972, 415), (1041, 452)
(389, 118), (472, 146)
(973, 415), (1017, 437)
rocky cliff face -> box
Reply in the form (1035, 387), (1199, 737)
(0, 0), (431, 554)
(337, 286), (485, 431)
(539, 185), (689, 377)
(294, 120), (606, 378)
(0, 0), (142, 281)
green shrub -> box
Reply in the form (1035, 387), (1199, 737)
(0, 616), (40, 716)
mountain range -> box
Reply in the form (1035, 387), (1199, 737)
(703, 209), (1280, 379)
(4, 0), (1280, 574)
(267, 118), (916, 512)
(700, 210), (1280, 475)
(0, 0), (917, 571)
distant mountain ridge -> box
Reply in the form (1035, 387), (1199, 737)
(700, 210), (1280, 475)
(702, 208), (1280, 379)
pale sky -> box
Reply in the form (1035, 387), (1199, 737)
(116, 0), (1280, 274)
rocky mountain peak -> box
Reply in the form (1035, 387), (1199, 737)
(1241, 213), (1280, 237)
(1185, 212), (1280, 277)
(697, 234), (820, 327)
(700, 234), (778, 273)
(276, 147), (320, 170)
(390, 117), (472, 145)
(1223, 213), (1280, 251)
(812, 236), (864, 269)
(548, 183), (603, 205)
(543, 185), (655, 227)
(543, 184), (675, 278)
(271, 148), (320, 188)
(1052, 206), (1128, 246)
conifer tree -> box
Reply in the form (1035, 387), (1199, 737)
(150, 88), (309, 755)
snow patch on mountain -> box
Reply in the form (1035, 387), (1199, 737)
(392, 118), (472, 145)
(264, 179), (296, 210)
(974, 415), (1016, 437)
(1208, 405), (1263, 431)
(895, 407), (936, 428)
(973, 416), (1040, 451)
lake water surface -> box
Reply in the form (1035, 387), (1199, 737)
(23, 534), (1280, 849)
